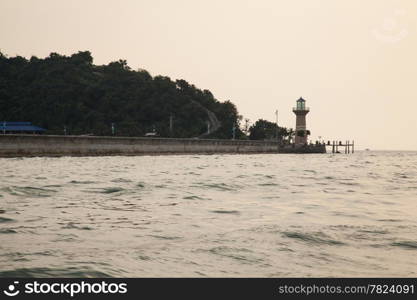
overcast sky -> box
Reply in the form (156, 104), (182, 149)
(1, 0), (416, 150)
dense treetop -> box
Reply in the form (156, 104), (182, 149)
(0, 51), (291, 140)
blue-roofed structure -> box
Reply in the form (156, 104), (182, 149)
(1, 122), (46, 134)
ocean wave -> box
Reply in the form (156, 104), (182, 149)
(391, 241), (417, 250)
(0, 267), (114, 278)
(282, 231), (345, 246)
(1, 186), (57, 198)
(0, 217), (15, 223)
(210, 210), (240, 215)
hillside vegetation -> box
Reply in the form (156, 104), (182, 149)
(0, 51), (244, 138)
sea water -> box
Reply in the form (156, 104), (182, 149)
(0, 151), (416, 277)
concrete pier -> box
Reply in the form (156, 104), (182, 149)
(0, 135), (326, 157)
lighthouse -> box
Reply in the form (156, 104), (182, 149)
(292, 97), (310, 144)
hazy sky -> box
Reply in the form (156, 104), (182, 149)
(1, 0), (416, 150)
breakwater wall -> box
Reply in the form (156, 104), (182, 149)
(0, 135), (326, 157)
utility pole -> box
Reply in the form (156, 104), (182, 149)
(169, 114), (173, 136)
(275, 109), (279, 141)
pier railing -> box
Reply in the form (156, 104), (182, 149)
(325, 140), (355, 154)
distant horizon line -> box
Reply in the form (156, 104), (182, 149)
(354, 149), (417, 152)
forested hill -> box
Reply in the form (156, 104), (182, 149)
(0, 51), (243, 138)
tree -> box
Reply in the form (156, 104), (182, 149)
(296, 129), (311, 137)
(241, 118), (250, 136)
(287, 128), (295, 143)
(249, 119), (289, 141)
